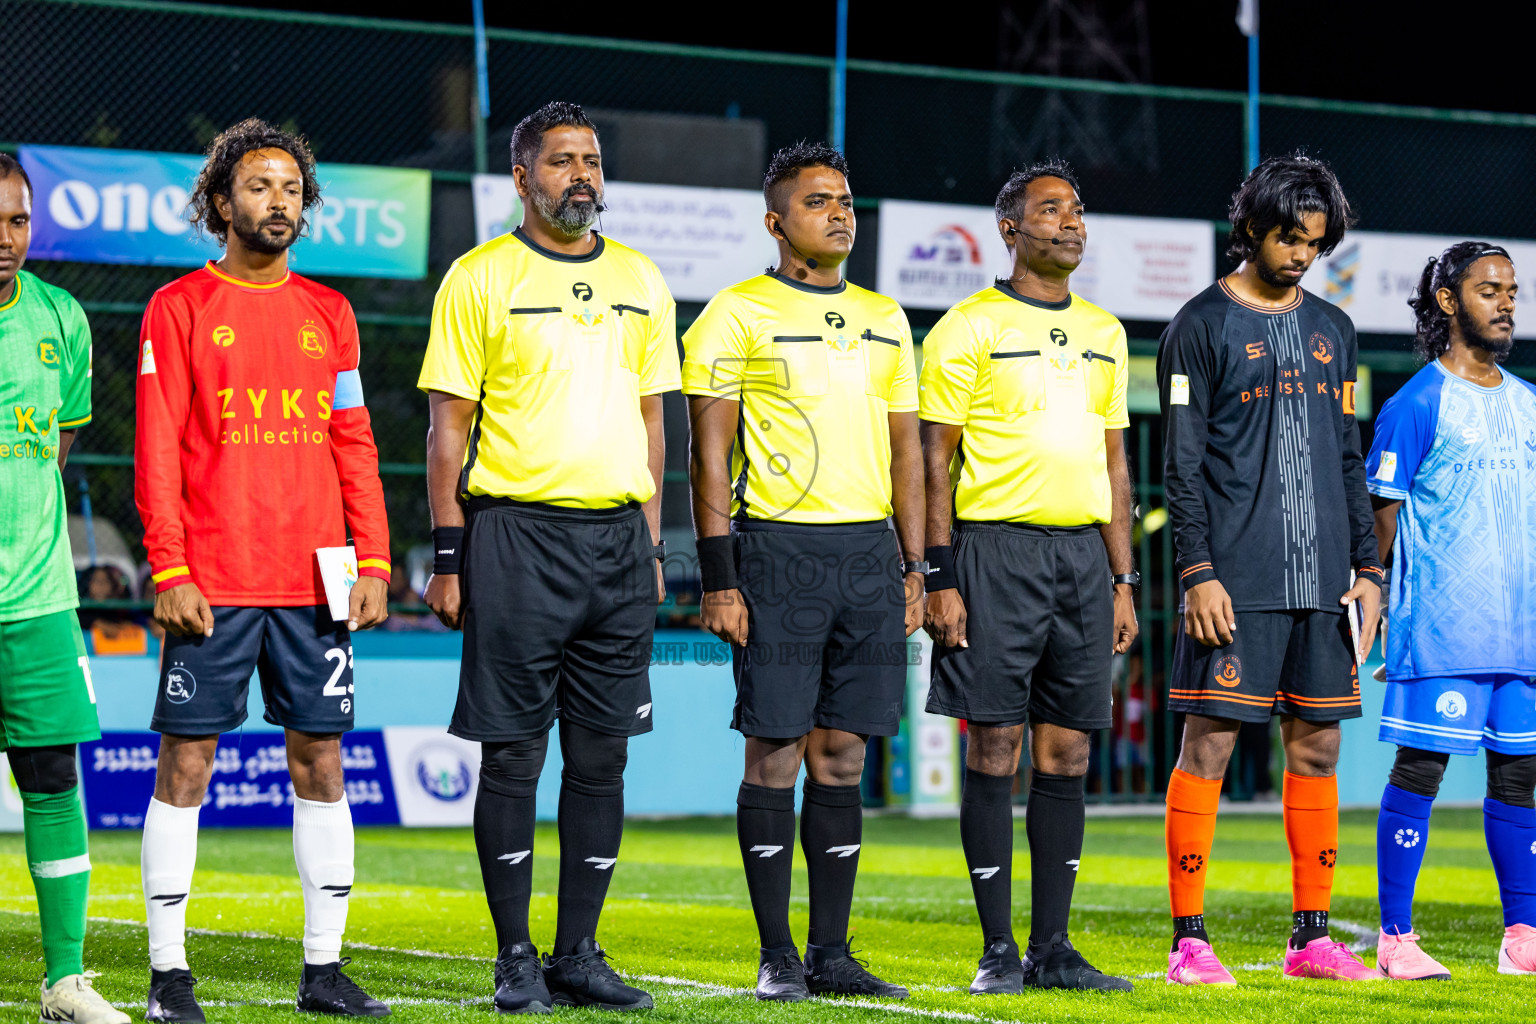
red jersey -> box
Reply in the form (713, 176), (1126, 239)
(134, 261), (391, 606)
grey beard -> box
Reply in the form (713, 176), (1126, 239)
(530, 185), (599, 238)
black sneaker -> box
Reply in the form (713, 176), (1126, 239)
(146, 968), (205, 1023)
(803, 941), (909, 999)
(1022, 935), (1132, 992)
(296, 958), (392, 1016)
(969, 941), (1024, 996)
(542, 938), (653, 1011)
(494, 942), (552, 1014)
(755, 947), (809, 1002)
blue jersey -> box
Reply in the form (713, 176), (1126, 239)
(1366, 360), (1536, 679)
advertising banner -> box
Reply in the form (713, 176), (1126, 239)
(876, 199), (1213, 320)
(472, 174), (778, 302)
(80, 731), (399, 829)
(21, 145), (430, 279)
(381, 727), (481, 827)
(906, 634), (960, 817)
(1313, 231), (1536, 338)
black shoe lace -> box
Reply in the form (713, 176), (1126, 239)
(312, 958), (373, 1002)
(821, 946), (884, 990)
(157, 972), (200, 1015)
(496, 948), (543, 988)
(551, 946), (623, 984)
(763, 951), (803, 983)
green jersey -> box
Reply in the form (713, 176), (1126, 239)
(0, 271), (92, 621)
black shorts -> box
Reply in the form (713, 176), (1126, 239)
(1168, 608), (1361, 723)
(152, 605), (353, 736)
(452, 499), (655, 743)
(927, 521), (1112, 730)
(731, 519), (907, 739)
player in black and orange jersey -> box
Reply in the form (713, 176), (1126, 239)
(1157, 153), (1383, 984)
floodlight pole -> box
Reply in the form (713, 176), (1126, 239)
(1245, 9), (1259, 171)
(472, 0), (491, 174)
(831, 0), (848, 151)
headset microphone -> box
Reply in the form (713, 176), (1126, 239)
(1007, 226), (1063, 245)
(774, 224), (819, 270)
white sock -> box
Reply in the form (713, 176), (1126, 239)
(293, 795), (354, 965)
(142, 798), (200, 972)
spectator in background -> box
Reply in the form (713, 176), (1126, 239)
(77, 565), (148, 656)
(381, 561), (444, 632)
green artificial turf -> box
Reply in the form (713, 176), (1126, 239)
(1, 808), (1533, 1021)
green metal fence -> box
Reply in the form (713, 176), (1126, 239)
(14, 0), (1536, 800)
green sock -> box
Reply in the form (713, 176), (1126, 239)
(22, 786), (90, 986)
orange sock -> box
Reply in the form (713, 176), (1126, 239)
(1166, 769), (1222, 918)
(1282, 772), (1338, 912)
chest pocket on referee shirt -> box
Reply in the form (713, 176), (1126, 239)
(505, 306), (572, 376)
(1082, 349), (1116, 416)
(610, 302), (651, 374)
(989, 349), (1046, 414)
(770, 335), (829, 396)
(861, 329), (902, 402)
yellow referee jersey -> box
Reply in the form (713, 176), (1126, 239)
(920, 282), (1128, 525)
(682, 273), (917, 524)
(418, 229), (681, 508)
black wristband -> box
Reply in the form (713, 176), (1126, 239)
(925, 544), (958, 592)
(696, 534), (738, 592)
(432, 526), (465, 575)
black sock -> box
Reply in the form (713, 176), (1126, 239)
(1025, 771), (1085, 949)
(1292, 910), (1330, 949)
(800, 779), (863, 948)
(961, 768), (1017, 949)
(737, 782), (797, 951)
(553, 725), (627, 956)
(474, 736), (548, 951)
(1172, 913), (1208, 951)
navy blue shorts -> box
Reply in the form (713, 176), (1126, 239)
(152, 605), (354, 736)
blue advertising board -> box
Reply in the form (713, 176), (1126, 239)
(20, 145), (430, 279)
(81, 730), (399, 829)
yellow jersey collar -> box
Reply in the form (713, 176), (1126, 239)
(512, 227), (605, 264)
(204, 260), (291, 291)
(764, 271), (846, 295)
(993, 279), (1071, 312)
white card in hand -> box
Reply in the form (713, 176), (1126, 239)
(1347, 569), (1365, 668)
(316, 546), (358, 622)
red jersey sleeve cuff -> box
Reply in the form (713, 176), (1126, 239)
(1178, 562), (1217, 589)
(357, 557), (392, 582)
(151, 565), (193, 593)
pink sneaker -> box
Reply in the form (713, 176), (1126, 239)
(1167, 937), (1237, 985)
(1499, 923), (1536, 974)
(1283, 937), (1382, 981)
(1376, 929), (1451, 980)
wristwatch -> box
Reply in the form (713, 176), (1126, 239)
(902, 560), (932, 576)
(653, 540), (667, 563)
(1112, 571), (1141, 592)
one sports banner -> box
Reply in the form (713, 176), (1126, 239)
(1312, 231), (1536, 338)
(472, 174), (778, 302)
(876, 199), (1215, 320)
(21, 145), (430, 279)
(80, 730), (400, 828)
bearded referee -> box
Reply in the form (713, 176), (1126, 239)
(921, 160), (1138, 994)
(419, 101), (678, 1014)
(685, 142), (921, 1002)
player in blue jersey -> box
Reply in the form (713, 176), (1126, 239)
(1367, 241), (1536, 980)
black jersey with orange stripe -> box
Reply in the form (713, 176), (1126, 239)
(1156, 280), (1383, 612)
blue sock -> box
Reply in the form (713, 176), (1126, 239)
(1377, 784), (1433, 934)
(1485, 798), (1536, 927)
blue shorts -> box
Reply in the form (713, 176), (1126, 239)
(1380, 674), (1536, 755)
(152, 605), (354, 736)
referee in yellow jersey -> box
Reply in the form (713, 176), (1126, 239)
(417, 102), (678, 1014)
(684, 142), (922, 1002)
(920, 159), (1139, 995)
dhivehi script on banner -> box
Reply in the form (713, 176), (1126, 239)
(1312, 231), (1536, 337)
(472, 175), (777, 302)
(876, 199), (1213, 320)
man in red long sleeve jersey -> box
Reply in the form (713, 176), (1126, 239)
(133, 119), (391, 1020)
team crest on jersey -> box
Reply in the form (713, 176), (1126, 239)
(211, 325), (236, 348)
(1214, 655), (1242, 688)
(1309, 332), (1334, 364)
(1435, 690), (1468, 720)
(298, 320), (328, 359)
(38, 339), (61, 367)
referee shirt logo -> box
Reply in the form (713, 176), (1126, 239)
(573, 282), (593, 301)
(825, 311), (845, 329)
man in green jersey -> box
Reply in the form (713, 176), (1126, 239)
(0, 153), (128, 1024)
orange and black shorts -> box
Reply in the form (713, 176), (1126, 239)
(1168, 608), (1360, 724)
